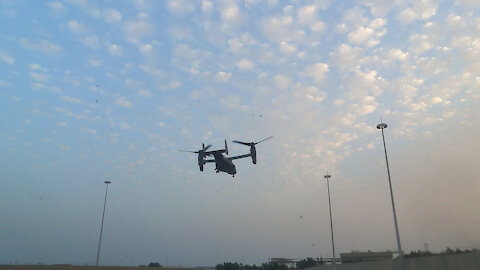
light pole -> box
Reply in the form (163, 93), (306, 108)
(376, 122), (403, 258)
(324, 173), (336, 265)
(96, 180), (111, 266)
(125, 256), (133, 266)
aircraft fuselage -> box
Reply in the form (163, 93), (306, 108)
(212, 152), (236, 176)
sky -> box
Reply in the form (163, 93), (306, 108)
(1, 0), (480, 267)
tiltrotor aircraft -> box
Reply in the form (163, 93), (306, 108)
(179, 136), (273, 177)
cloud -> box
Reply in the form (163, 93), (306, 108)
(61, 95), (81, 104)
(116, 96), (133, 108)
(65, 0), (101, 18)
(140, 65), (166, 77)
(408, 34), (434, 55)
(348, 27), (375, 45)
(216, 71), (232, 82)
(236, 59), (254, 70)
(360, 0), (396, 17)
(201, 0), (213, 12)
(108, 44), (123, 56)
(279, 41), (297, 55)
(262, 15), (303, 42)
(0, 50), (14, 64)
(304, 62), (329, 84)
(58, 144), (70, 151)
(350, 95), (378, 115)
(300, 85), (327, 103)
(119, 122), (132, 129)
(47, 2), (67, 16)
(138, 43), (153, 55)
(28, 63), (48, 72)
(386, 49), (409, 62)
(138, 89), (152, 97)
(166, 0), (196, 16)
(455, 0), (480, 8)
(19, 38), (62, 55)
(339, 7), (369, 32)
(399, 0), (438, 24)
(220, 95), (242, 109)
(88, 59), (103, 67)
(125, 78), (144, 89)
(67, 20), (87, 35)
(310, 21), (326, 32)
(80, 127), (97, 135)
(0, 80), (13, 87)
(124, 19), (155, 43)
(31, 82), (46, 90)
(30, 73), (49, 83)
(369, 18), (386, 29)
(104, 8), (122, 23)
(297, 5), (317, 25)
(1, 7), (17, 18)
(220, 3), (241, 25)
(274, 74), (291, 89)
(328, 43), (363, 71)
(83, 35), (100, 49)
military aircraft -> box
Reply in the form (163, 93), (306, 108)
(179, 136), (273, 177)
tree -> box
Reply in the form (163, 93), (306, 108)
(216, 262), (240, 270)
(261, 262), (290, 270)
(404, 250), (433, 258)
(244, 264), (263, 270)
(296, 258), (318, 269)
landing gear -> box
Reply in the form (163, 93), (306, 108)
(216, 170), (219, 173)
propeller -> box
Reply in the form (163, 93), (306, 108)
(232, 136), (273, 146)
(179, 144), (212, 154)
(179, 143), (212, 172)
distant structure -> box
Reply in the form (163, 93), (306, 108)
(268, 258), (298, 268)
(424, 243), (429, 252)
(340, 251), (393, 264)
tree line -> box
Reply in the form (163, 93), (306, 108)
(215, 258), (322, 270)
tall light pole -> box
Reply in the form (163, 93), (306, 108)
(96, 180), (111, 266)
(125, 256), (133, 266)
(324, 174), (336, 265)
(376, 122), (403, 258)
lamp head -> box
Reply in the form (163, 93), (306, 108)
(376, 123), (387, 129)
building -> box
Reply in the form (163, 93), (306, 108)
(340, 251), (393, 264)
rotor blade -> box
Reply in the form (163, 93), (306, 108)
(232, 140), (251, 146)
(179, 150), (199, 153)
(204, 144), (212, 151)
(255, 136), (273, 144)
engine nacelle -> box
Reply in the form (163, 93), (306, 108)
(251, 145), (257, 164)
(198, 152), (205, 171)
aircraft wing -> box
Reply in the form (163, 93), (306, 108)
(204, 149), (226, 156)
(204, 159), (216, 163)
(228, 154), (251, 160)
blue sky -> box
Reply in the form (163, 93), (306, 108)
(1, 0), (480, 267)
